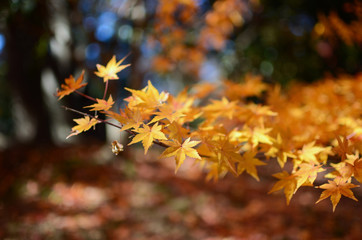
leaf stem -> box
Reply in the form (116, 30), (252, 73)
(103, 80), (109, 99)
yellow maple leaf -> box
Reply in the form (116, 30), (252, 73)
(294, 163), (325, 188)
(203, 97), (238, 120)
(316, 178), (359, 212)
(95, 55), (130, 82)
(84, 95), (114, 111)
(205, 161), (229, 182)
(57, 70), (87, 99)
(250, 127), (273, 147)
(264, 134), (296, 168)
(229, 127), (274, 148)
(125, 81), (169, 110)
(128, 123), (167, 154)
(243, 104), (278, 126)
(268, 171), (298, 205)
(237, 150), (266, 181)
(160, 138), (201, 173)
(66, 116), (98, 139)
(297, 141), (327, 164)
(211, 135), (242, 176)
(149, 104), (186, 124)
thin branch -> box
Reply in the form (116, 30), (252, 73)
(75, 90), (97, 102)
(62, 105), (210, 156)
(62, 106), (122, 130)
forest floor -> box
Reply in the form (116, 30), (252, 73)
(0, 142), (361, 240)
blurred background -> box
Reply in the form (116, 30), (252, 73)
(0, 0), (361, 239)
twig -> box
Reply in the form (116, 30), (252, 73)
(75, 90), (97, 102)
(62, 106), (122, 130)
(61, 105), (211, 156)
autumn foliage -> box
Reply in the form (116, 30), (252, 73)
(57, 54), (362, 212)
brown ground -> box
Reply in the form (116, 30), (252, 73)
(0, 142), (361, 240)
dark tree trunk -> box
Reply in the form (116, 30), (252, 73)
(6, 1), (53, 144)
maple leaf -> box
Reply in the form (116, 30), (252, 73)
(352, 157), (362, 183)
(204, 161), (229, 182)
(125, 81), (169, 109)
(84, 95), (114, 111)
(66, 116), (98, 139)
(164, 121), (190, 143)
(316, 179), (359, 212)
(264, 134), (296, 168)
(150, 90), (196, 125)
(340, 152), (362, 183)
(57, 71), (87, 99)
(224, 74), (267, 100)
(149, 104), (186, 124)
(250, 127), (273, 147)
(192, 82), (217, 98)
(106, 107), (144, 131)
(297, 141), (327, 164)
(294, 163), (325, 188)
(128, 123), (167, 154)
(95, 55), (130, 82)
(333, 136), (353, 161)
(203, 97), (238, 120)
(243, 104), (278, 126)
(269, 171), (298, 205)
(229, 127), (273, 148)
(331, 155), (356, 182)
(237, 150), (266, 181)
(160, 138), (201, 173)
(211, 135), (242, 176)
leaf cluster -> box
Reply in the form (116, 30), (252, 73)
(57, 55), (362, 212)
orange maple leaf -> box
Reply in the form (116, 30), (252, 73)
(268, 171), (298, 205)
(128, 123), (167, 154)
(352, 158), (362, 183)
(224, 74), (267, 100)
(341, 152), (362, 183)
(192, 82), (217, 98)
(264, 134), (296, 168)
(237, 150), (266, 181)
(84, 95), (114, 111)
(57, 71), (87, 99)
(316, 178), (359, 212)
(203, 97), (238, 120)
(333, 136), (353, 161)
(160, 138), (201, 173)
(106, 107), (144, 131)
(95, 55), (130, 82)
(205, 162), (229, 182)
(66, 116), (99, 139)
